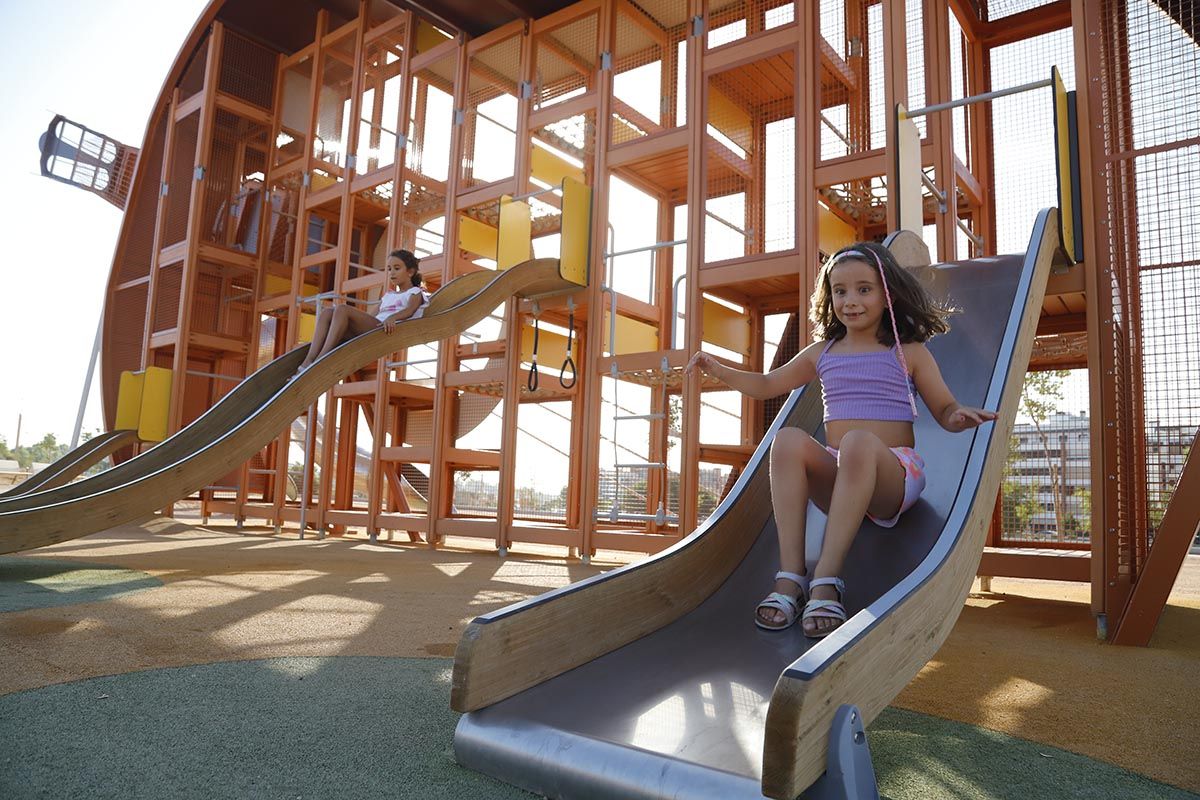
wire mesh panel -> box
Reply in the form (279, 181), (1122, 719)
(277, 56), (315, 167)
(163, 113), (200, 248)
(262, 174), (304, 289)
(948, 11), (969, 166)
(400, 178), (446, 258)
(706, 0), (796, 49)
(191, 261), (256, 341)
(407, 52), (456, 183)
(346, 181), (394, 284)
(314, 31), (357, 180)
(106, 283), (149, 420)
(611, 0), (689, 147)
(1000, 369), (1092, 545)
(462, 34), (522, 189)
(818, 0), (875, 158)
(983, 0), (1065, 20)
(203, 111), (271, 252)
(153, 263), (184, 333)
(704, 53), (796, 262)
(357, 24), (407, 176)
(534, 11), (599, 110)
(990, 28), (1074, 254)
(1094, 0), (1198, 577)
(905, 0), (926, 139)
(219, 30), (277, 111)
(514, 402), (573, 523)
(179, 36), (209, 103)
(116, 120), (168, 284)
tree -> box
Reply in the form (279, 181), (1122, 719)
(1019, 371), (1070, 536)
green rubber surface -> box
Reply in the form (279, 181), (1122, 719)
(0, 656), (1193, 800)
(0, 557), (161, 613)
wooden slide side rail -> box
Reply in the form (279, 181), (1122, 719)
(0, 429), (139, 499)
(0, 259), (570, 554)
(760, 210), (1059, 799)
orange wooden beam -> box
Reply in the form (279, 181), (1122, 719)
(1111, 429), (1200, 645)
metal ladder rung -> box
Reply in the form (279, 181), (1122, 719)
(614, 413), (665, 421)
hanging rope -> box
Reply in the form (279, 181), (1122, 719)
(560, 299), (577, 389)
(527, 314), (540, 393)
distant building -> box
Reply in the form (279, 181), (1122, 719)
(1005, 411), (1190, 539)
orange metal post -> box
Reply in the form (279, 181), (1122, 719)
(576, 0), (616, 558)
(427, 34), (470, 546)
(1071, 0), (1109, 618)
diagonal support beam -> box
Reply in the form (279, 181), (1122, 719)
(1111, 428), (1200, 645)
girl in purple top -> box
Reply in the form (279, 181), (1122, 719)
(685, 242), (994, 637)
(296, 249), (429, 374)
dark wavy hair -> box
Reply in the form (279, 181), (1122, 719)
(389, 249), (423, 287)
(809, 241), (951, 345)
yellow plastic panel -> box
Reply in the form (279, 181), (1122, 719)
(603, 312), (659, 355)
(560, 177), (591, 286)
(819, 203), (858, 255)
(263, 275), (320, 298)
(708, 86), (753, 154)
(895, 104), (923, 235)
(520, 324), (577, 365)
(297, 311), (317, 344)
(137, 366), (174, 443)
(1052, 66), (1077, 263)
(702, 298), (751, 357)
(459, 215), (499, 260)
(115, 371), (145, 432)
(415, 18), (452, 54)
(498, 197), (532, 270)
(531, 147), (585, 187)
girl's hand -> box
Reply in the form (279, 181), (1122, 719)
(382, 314), (398, 334)
(684, 351), (719, 378)
(947, 405), (997, 431)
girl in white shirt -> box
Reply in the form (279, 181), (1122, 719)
(296, 249), (429, 374)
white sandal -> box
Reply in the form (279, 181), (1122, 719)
(802, 576), (847, 638)
(755, 571), (810, 631)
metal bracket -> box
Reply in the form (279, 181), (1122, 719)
(346, 154), (357, 171)
(600, 51), (612, 71)
(454, 109), (465, 125)
(160, 182), (169, 197)
(302, 171), (312, 189)
(396, 133), (408, 150)
(848, 37), (863, 57)
(801, 705), (880, 800)
(519, 80), (533, 100)
(692, 15), (705, 38)
(194, 166), (205, 181)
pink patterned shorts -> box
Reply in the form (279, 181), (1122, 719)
(824, 445), (926, 528)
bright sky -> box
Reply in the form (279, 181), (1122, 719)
(0, 0), (209, 447)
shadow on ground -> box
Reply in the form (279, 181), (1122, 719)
(0, 557), (161, 613)
(1, 656), (1194, 800)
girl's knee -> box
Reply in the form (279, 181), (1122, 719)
(837, 429), (882, 468)
(772, 428), (823, 469)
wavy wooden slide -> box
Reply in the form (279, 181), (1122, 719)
(0, 258), (574, 555)
(0, 429), (141, 499)
(451, 213), (1062, 800)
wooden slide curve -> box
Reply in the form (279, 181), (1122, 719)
(0, 429), (140, 499)
(450, 213), (1061, 800)
(0, 258), (573, 555)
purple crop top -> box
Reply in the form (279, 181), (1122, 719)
(818, 340), (917, 422)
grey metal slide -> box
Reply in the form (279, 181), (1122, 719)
(451, 211), (1063, 799)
